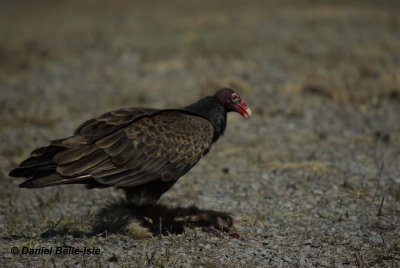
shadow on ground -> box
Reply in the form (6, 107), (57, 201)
(94, 201), (234, 238)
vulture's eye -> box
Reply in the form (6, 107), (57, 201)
(231, 93), (241, 104)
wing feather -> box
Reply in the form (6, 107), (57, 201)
(95, 131), (126, 148)
(96, 111), (214, 186)
(53, 145), (98, 164)
(57, 149), (109, 176)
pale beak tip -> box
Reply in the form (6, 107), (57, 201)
(244, 107), (252, 118)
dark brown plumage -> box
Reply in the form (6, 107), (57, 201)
(9, 88), (251, 205)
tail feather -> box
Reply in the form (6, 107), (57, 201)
(19, 174), (64, 188)
(9, 167), (52, 178)
(18, 173), (95, 188)
(9, 145), (65, 188)
(10, 144), (108, 189)
(30, 145), (63, 157)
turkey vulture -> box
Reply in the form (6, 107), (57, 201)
(9, 88), (251, 205)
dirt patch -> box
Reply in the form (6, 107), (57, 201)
(1, 0), (399, 267)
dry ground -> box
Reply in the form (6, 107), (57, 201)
(1, 0), (399, 267)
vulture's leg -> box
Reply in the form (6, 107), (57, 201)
(123, 180), (176, 205)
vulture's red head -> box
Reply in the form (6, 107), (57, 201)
(215, 88), (252, 119)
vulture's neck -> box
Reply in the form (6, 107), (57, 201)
(183, 96), (227, 142)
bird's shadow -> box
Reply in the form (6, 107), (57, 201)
(93, 201), (235, 238)
(2, 202), (236, 240)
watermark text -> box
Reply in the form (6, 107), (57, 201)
(11, 246), (101, 255)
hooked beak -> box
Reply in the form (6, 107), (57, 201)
(235, 101), (252, 119)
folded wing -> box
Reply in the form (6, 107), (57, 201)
(11, 109), (213, 189)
